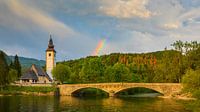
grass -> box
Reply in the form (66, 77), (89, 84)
(0, 85), (57, 95)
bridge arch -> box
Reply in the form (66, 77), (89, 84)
(114, 86), (164, 96)
(71, 87), (110, 96)
(114, 87), (164, 96)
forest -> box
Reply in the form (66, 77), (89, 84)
(54, 40), (200, 84)
(53, 40), (200, 98)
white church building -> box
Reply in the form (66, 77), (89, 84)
(20, 37), (56, 84)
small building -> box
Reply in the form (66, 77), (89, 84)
(20, 64), (52, 84)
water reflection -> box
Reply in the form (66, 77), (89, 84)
(0, 96), (192, 112)
(59, 96), (189, 112)
(0, 96), (55, 112)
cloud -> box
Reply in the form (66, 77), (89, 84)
(1, 45), (38, 58)
(163, 22), (180, 29)
(0, 0), (99, 60)
(101, 31), (172, 55)
(4, 0), (77, 38)
(1, 0), (200, 60)
(99, 0), (152, 18)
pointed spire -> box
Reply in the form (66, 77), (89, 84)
(48, 35), (54, 48)
(46, 35), (56, 52)
(49, 35), (53, 43)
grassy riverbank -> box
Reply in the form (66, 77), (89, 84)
(0, 85), (57, 95)
(178, 99), (200, 112)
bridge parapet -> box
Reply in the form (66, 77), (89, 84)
(58, 83), (182, 97)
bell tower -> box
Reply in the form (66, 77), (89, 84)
(46, 35), (56, 80)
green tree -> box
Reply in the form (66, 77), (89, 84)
(104, 66), (115, 82)
(182, 69), (200, 98)
(128, 63), (141, 82)
(9, 61), (15, 69)
(153, 51), (182, 83)
(0, 51), (9, 86)
(69, 73), (79, 83)
(82, 58), (104, 83)
(187, 47), (200, 70)
(113, 63), (131, 82)
(77, 66), (88, 83)
(52, 64), (71, 84)
(171, 40), (184, 54)
(13, 55), (22, 78)
(105, 63), (131, 82)
(8, 69), (18, 83)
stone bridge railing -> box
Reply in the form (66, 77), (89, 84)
(58, 83), (182, 97)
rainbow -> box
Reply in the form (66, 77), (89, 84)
(92, 39), (106, 56)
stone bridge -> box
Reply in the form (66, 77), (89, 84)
(58, 83), (182, 97)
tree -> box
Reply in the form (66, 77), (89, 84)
(187, 47), (200, 70)
(153, 51), (182, 83)
(182, 69), (200, 98)
(8, 69), (18, 83)
(0, 51), (9, 86)
(81, 58), (104, 83)
(171, 40), (184, 54)
(79, 66), (87, 83)
(52, 64), (71, 84)
(114, 63), (131, 82)
(128, 63), (141, 82)
(13, 55), (22, 78)
(9, 61), (14, 69)
(104, 63), (131, 82)
(69, 73), (79, 83)
(104, 66), (115, 82)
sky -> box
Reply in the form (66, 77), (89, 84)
(0, 0), (200, 61)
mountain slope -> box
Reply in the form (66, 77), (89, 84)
(0, 50), (12, 64)
(9, 56), (45, 68)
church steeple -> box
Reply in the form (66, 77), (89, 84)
(48, 35), (54, 49)
(46, 35), (56, 52)
(46, 35), (56, 80)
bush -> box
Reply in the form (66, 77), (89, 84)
(182, 69), (200, 98)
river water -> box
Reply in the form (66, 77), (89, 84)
(0, 96), (196, 112)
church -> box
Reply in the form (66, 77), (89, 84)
(20, 37), (56, 84)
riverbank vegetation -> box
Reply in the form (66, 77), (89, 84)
(0, 85), (57, 95)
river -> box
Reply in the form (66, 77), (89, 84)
(0, 95), (198, 112)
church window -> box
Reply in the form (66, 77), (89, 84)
(49, 53), (51, 57)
